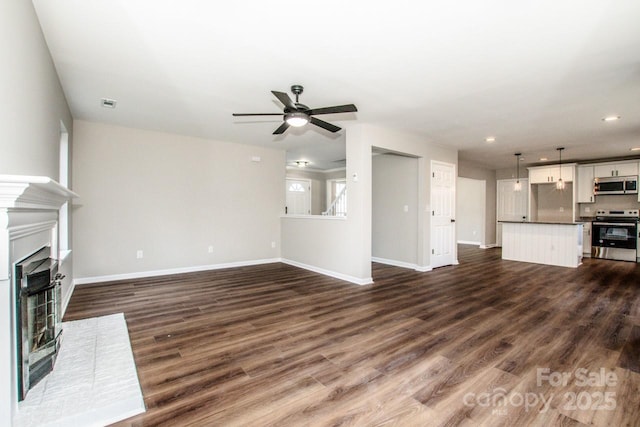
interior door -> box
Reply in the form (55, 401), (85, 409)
(431, 161), (456, 268)
(496, 179), (529, 245)
(285, 179), (311, 215)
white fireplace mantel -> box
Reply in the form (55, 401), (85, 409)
(0, 175), (78, 210)
(0, 175), (78, 426)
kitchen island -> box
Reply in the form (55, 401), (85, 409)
(500, 221), (584, 268)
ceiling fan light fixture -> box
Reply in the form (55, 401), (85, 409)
(285, 112), (309, 127)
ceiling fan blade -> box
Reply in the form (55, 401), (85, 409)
(232, 113), (283, 116)
(271, 91), (297, 110)
(273, 122), (290, 135)
(308, 104), (358, 115)
(310, 117), (341, 133)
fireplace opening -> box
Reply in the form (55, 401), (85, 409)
(15, 247), (64, 401)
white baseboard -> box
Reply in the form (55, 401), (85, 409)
(371, 256), (432, 272)
(281, 258), (373, 285)
(479, 243), (498, 249)
(457, 240), (481, 245)
(371, 256), (416, 270)
(74, 258), (281, 285)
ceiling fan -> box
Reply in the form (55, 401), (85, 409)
(232, 85), (357, 135)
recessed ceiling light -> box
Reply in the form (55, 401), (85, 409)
(101, 98), (117, 108)
(295, 161), (309, 168)
(602, 115), (620, 122)
(630, 147), (640, 151)
(485, 136), (496, 143)
(539, 157), (548, 161)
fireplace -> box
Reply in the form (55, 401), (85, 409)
(0, 175), (77, 424)
(15, 246), (64, 400)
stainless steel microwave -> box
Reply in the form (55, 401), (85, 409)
(594, 176), (638, 195)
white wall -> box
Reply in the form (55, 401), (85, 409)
(0, 2), (72, 178)
(458, 159), (497, 246)
(357, 125), (458, 270)
(281, 123), (457, 282)
(72, 121), (285, 280)
(372, 154), (419, 265)
(456, 177), (485, 245)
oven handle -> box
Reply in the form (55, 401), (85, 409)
(592, 222), (637, 226)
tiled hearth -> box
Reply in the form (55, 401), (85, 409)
(14, 313), (145, 427)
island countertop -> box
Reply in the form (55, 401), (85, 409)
(499, 220), (586, 225)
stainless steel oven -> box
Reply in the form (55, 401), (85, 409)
(592, 210), (639, 262)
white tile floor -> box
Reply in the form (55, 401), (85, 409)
(14, 313), (145, 427)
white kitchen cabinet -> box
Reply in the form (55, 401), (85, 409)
(594, 162), (638, 178)
(528, 164), (574, 184)
(582, 221), (591, 256)
(576, 165), (595, 203)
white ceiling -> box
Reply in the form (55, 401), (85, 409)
(33, 0), (640, 170)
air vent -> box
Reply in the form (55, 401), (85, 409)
(100, 98), (117, 108)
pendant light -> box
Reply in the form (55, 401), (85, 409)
(514, 153), (522, 191)
(556, 147), (565, 190)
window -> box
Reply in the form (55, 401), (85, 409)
(288, 183), (306, 192)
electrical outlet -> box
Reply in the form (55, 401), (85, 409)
(403, 205), (409, 212)
(271, 241), (276, 248)
(559, 207), (565, 212)
(136, 250), (143, 259)
(208, 245), (214, 253)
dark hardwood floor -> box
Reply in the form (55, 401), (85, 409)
(64, 246), (640, 426)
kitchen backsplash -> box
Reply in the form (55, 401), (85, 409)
(535, 183), (573, 222)
(579, 194), (640, 217)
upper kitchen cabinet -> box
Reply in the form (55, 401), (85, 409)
(577, 165), (595, 203)
(594, 161), (638, 178)
(528, 164), (575, 184)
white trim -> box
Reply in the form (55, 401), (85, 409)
(371, 256), (416, 269)
(457, 240), (481, 245)
(371, 256), (432, 273)
(281, 258), (373, 285)
(61, 279), (76, 317)
(321, 167), (346, 173)
(9, 220), (57, 241)
(280, 214), (346, 220)
(74, 258), (281, 285)
(0, 175), (78, 209)
(479, 244), (498, 249)
(59, 249), (72, 263)
(285, 166), (346, 174)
